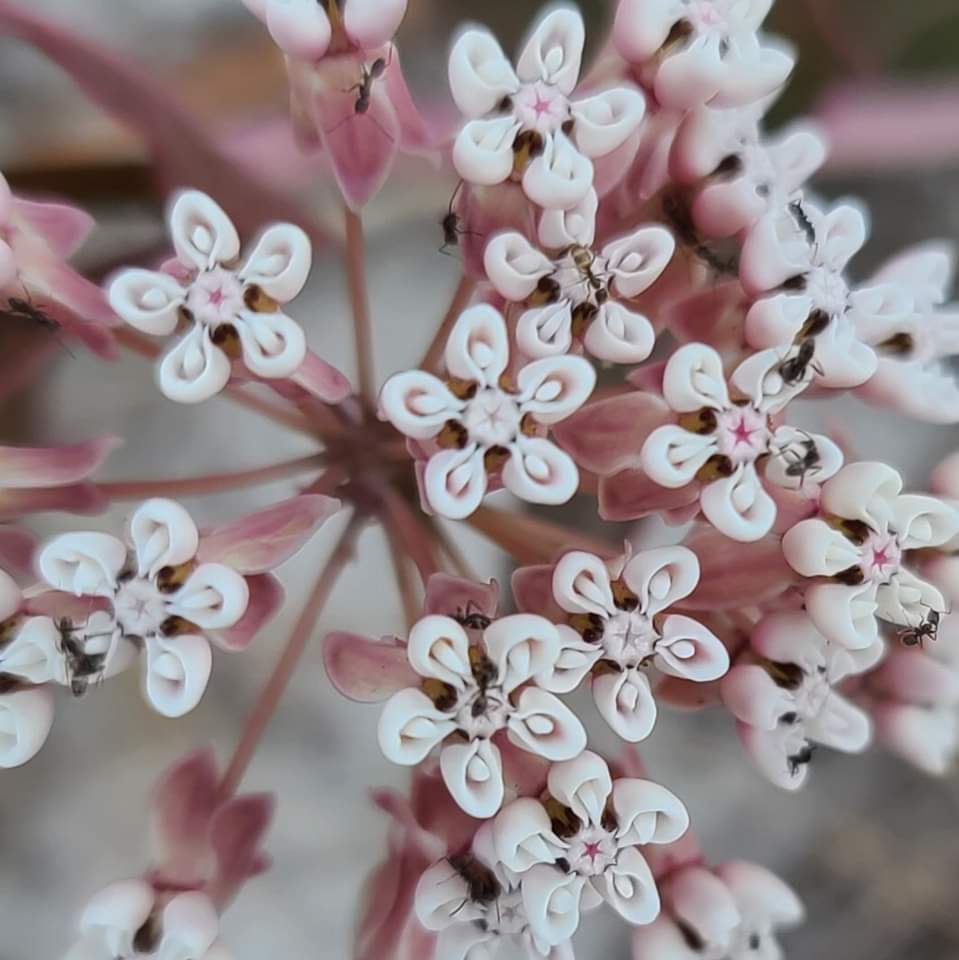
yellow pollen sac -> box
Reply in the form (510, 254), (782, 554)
(571, 302), (599, 339)
(696, 454), (735, 482)
(611, 578), (639, 611)
(544, 796), (582, 838)
(483, 445), (511, 473)
(160, 614), (197, 637)
(511, 130), (545, 178)
(436, 419), (469, 450)
(243, 284), (279, 314)
(877, 331), (914, 356)
(155, 561), (195, 594)
(422, 677), (458, 712)
(569, 612), (605, 643)
(678, 408), (718, 435)
(210, 323), (242, 358)
(519, 413), (539, 438)
(446, 377), (478, 401)
(824, 515), (872, 545)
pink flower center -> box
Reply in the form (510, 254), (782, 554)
(463, 389), (521, 448)
(715, 406), (771, 464)
(568, 827), (617, 876)
(859, 531), (901, 584)
(186, 267), (245, 327)
(513, 81), (569, 135)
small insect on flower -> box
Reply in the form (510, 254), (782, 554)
(789, 199), (816, 245)
(445, 852), (502, 917)
(439, 181), (481, 255)
(778, 311), (829, 386)
(55, 617), (110, 698)
(2, 292), (73, 356)
(898, 608), (941, 648)
(451, 600), (492, 632)
(777, 431), (822, 485)
(347, 54), (389, 117)
(786, 742), (816, 777)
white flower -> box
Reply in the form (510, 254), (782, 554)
(635, 860), (803, 960)
(108, 190), (310, 403)
(0, 686), (54, 769)
(449, 7), (645, 210)
(721, 611), (879, 790)
(39, 498), (250, 717)
(547, 547), (728, 740)
(492, 751), (688, 946)
(640, 343), (842, 541)
(613, 0), (794, 111)
(741, 200), (910, 389)
(377, 612), (586, 818)
(63, 880), (232, 960)
(783, 461), (959, 650)
(484, 212), (674, 363)
(379, 304), (595, 519)
(415, 823), (570, 960)
(855, 243), (959, 423)
(671, 103), (826, 239)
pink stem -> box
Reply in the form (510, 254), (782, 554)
(382, 515), (420, 630)
(217, 513), (364, 800)
(421, 272), (475, 374)
(343, 206), (376, 406)
(97, 453), (326, 500)
(379, 489), (442, 586)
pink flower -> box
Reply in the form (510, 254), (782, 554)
(108, 190), (350, 404)
(449, 7), (646, 210)
(0, 170), (117, 357)
(379, 304), (595, 519)
(721, 611), (878, 790)
(613, 0), (794, 111)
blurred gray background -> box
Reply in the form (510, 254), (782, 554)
(1, 1), (958, 958)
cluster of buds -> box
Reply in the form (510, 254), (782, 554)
(2, 0), (958, 957)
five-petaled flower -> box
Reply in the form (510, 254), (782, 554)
(491, 751), (689, 946)
(782, 462), (959, 650)
(38, 498), (251, 717)
(543, 547), (728, 740)
(484, 209), (675, 363)
(721, 611), (878, 790)
(449, 7), (646, 210)
(379, 304), (595, 519)
(613, 0), (794, 111)
(108, 190), (350, 404)
(640, 343), (842, 541)
(633, 859), (804, 960)
(378, 610), (586, 818)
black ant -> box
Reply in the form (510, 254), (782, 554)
(786, 742), (816, 777)
(327, 51), (393, 140)
(898, 608), (941, 648)
(439, 181), (482, 255)
(788, 199), (816, 245)
(779, 433), (821, 485)
(569, 245), (611, 303)
(445, 853), (502, 919)
(55, 617), (110, 697)
(3, 291), (73, 356)
(778, 309), (831, 385)
(452, 601), (492, 632)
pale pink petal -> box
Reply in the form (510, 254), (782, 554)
(130, 497), (199, 577)
(805, 581), (879, 650)
(662, 342), (730, 411)
(234, 309), (307, 379)
(197, 494), (341, 573)
(379, 688), (456, 764)
(0, 526), (35, 583)
(522, 866), (585, 947)
(323, 631), (417, 703)
(445, 303), (510, 385)
(820, 461), (902, 530)
(631, 917), (702, 960)
(623, 545), (700, 616)
(699, 465), (777, 542)
(539, 190), (597, 248)
(737, 722), (808, 791)
(517, 302), (575, 359)
(38, 530), (127, 597)
(806, 691), (871, 752)
(379, 369), (464, 440)
(0, 687), (54, 768)
(641, 425), (717, 489)
(169, 562), (249, 630)
(611, 776), (690, 846)
(655, 34), (725, 111)
(448, 29), (519, 117)
(264, 0), (331, 59)
(483, 231), (553, 301)
(159, 326), (233, 404)
(160, 892), (219, 958)
(343, 0), (407, 51)
(517, 355), (596, 423)
(613, 0), (677, 62)
(383, 49), (437, 153)
(552, 550), (615, 617)
(604, 224), (675, 298)
(716, 859), (804, 926)
(599, 468), (701, 522)
(169, 190), (239, 271)
(483, 613), (561, 693)
(407, 615), (472, 687)
(508, 686), (587, 759)
(208, 792), (275, 897)
(11, 196), (94, 257)
(601, 845), (661, 925)
(656, 615), (728, 681)
(548, 749), (612, 825)
(873, 703), (957, 776)
(0, 436), (117, 489)
(721, 664), (791, 730)
(240, 223), (311, 302)
(108, 267), (185, 337)
(290, 351), (353, 403)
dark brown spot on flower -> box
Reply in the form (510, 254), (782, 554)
(611, 578), (639, 611)
(530, 274), (562, 306)
(877, 332), (914, 356)
(484, 446), (511, 473)
(781, 274), (807, 292)
(155, 562), (194, 593)
(495, 95), (513, 114)
(0, 616), (20, 650)
(601, 805), (619, 833)
(519, 413), (540, 438)
(133, 913), (162, 954)
(512, 130), (546, 176)
(678, 407), (718, 435)
(0, 673), (21, 695)
(160, 614), (195, 637)
(571, 301), (599, 339)
(561, 118), (575, 136)
(766, 659), (804, 691)
(423, 677), (458, 712)
(243, 284), (279, 313)
(662, 19), (694, 53)
(446, 377), (479, 401)
(832, 516), (872, 545)
(210, 323), (241, 357)
(545, 797), (582, 839)
(799, 309), (830, 340)
(696, 454), (735, 482)
(834, 565), (866, 586)
(677, 919), (707, 951)
(436, 419), (469, 450)
(713, 154), (743, 178)
(176, 305), (195, 330)
(569, 612), (605, 643)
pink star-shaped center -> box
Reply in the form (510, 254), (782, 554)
(731, 417), (756, 446)
(583, 841), (602, 862)
(207, 287), (226, 306)
(531, 93), (553, 117)
(871, 546), (892, 570)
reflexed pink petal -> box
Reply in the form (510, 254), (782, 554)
(290, 351), (353, 403)
(40, 292), (119, 358)
(664, 282), (750, 351)
(383, 48), (438, 153)
(0, 436), (119, 489)
(684, 527), (797, 611)
(0, 482), (108, 518)
(423, 573), (499, 619)
(599, 468), (700, 522)
(344, 0), (407, 51)
(0, 524), (36, 582)
(324, 631), (418, 703)
(553, 391), (670, 477)
(511, 564), (564, 619)
(11, 197), (94, 260)
(210, 573), (283, 652)
(209, 792), (276, 900)
(197, 495), (341, 573)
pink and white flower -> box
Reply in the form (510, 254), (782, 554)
(0, 170), (117, 357)
(855, 242), (959, 423)
(484, 213), (675, 363)
(491, 751), (689, 946)
(449, 7), (646, 210)
(721, 611), (878, 790)
(545, 547), (728, 740)
(670, 103), (826, 239)
(633, 860), (803, 960)
(640, 343), (842, 541)
(379, 304), (595, 519)
(613, 0), (794, 111)
(782, 462), (959, 650)
(742, 200), (909, 389)
(108, 190), (349, 404)
(377, 611), (586, 818)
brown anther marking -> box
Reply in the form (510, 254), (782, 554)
(798, 309), (830, 340)
(0, 616), (20, 650)
(497, 373), (516, 393)
(495, 95), (513, 114)
(877, 332), (914, 356)
(594, 657), (624, 675)
(662, 19), (694, 52)
(677, 407), (718, 435)
(530, 275), (562, 306)
(512, 130), (546, 176)
(446, 377), (478, 401)
(600, 805), (619, 833)
(133, 914), (163, 954)
(696, 454), (735, 482)
(571, 301), (599, 339)
(0, 673), (21, 695)
(155, 562), (194, 593)
(677, 919), (707, 952)
(243, 284), (279, 313)
(781, 275), (807, 292)
(437, 419), (469, 450)
(765, 659), (804, 691)
(834, 565), (866, 586)
(483, 446), (510, 473)
(423, 677), (458, 712)
(569, 612), (605, 643)
(519, 413), (539, 438)
(713, 154), (743, 178)
(544, 797), (582, 839)
(561, 118), (575, 136)
(611, 578), (639, 611)
(160, 614), (194, 637)
(210, 323), (241, 357)
(176, 305), (195, 330)
(829, 516), (872, 545)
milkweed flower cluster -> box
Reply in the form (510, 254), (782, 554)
(1, 0), (958, 957)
